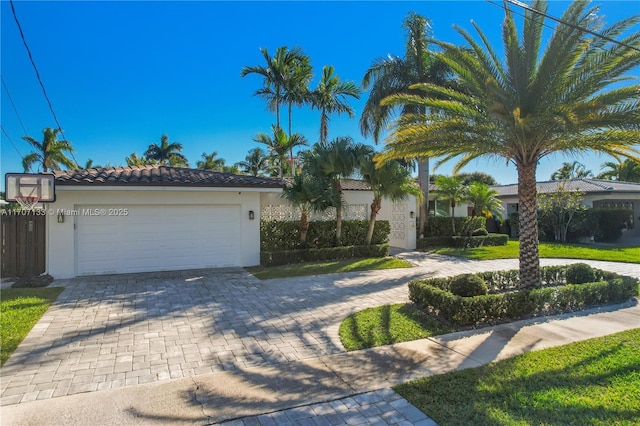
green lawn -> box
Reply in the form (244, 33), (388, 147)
(249, 257), (412, 280)
(1, 287), (64, 366)
(395, 328), (640, 425)
(431, 240), (640, 263)
(339, 303), (455, 351)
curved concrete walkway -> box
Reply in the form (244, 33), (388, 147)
(1, 254), (638, 425)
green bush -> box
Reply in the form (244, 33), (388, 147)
(426, 216), (486, 237)
(261, 220), (390, 251)
(566, 263), (596, 284)
(449, 274), (488, 297)
(591, 208), (633, 242)
(408, 267), (638, 326)
(417, 234), (509, 249)
(472, 228), (489, 236)
(260, 244), (389, 266)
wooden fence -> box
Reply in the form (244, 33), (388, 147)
(1, 212), (46, 277)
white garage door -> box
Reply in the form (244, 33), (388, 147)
(75, 204), (242, 275)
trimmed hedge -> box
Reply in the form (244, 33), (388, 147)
(426, 216), (486, 237)
(409, 266), (638, 326)
(261, 244), (389, 266)
(261, 220), (390, 251)
(417, 234), (509, 249)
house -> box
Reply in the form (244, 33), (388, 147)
(48, 165), (283, 278)
(492, 178), (640, 239)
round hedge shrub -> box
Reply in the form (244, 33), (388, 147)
(449, 274), (488, 297)
(472, 228), (489, 236)
(565, 263), (596, 284)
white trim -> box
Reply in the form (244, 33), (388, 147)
(56, 186), (282, 193)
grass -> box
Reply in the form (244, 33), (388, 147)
(338, 303), (455, 351)
(431, 240), (640, 263)
(1, 287), (64, 366)
(249, 257), (412, 280)
(395, 328), (640, 425)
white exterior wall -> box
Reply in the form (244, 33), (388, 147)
(47, 187), (272, 278)
(260, 191), (417, 250)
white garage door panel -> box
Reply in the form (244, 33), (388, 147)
(76, 205), (242, 275)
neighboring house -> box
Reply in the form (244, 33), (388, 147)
(48, 165), (283, 278)
(260, 179), (418, 250)
(492, 178), (640, 238)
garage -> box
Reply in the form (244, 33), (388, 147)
(75, 204), (242, 275)
(47, 165), (283, 278)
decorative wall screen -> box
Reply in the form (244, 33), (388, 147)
(390, 201), (407, 242)
(261, 203), (368, 222)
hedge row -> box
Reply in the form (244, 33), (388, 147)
(425, 216), (486, 237)
(417, 234), (509, 249)
(409, 268), (638, 326)
(261, 244), (389, 266)
(261, 220), (390, 251)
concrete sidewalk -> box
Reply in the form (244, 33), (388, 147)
(3, 300), (638, 426)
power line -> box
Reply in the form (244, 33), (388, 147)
(1, 76), (30, 138)
(504, 0), (640, 53)
(1, 125), (25, 159)
(9, 0), (79, 166)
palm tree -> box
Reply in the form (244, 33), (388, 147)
(360, 12), (454, 237)
(597, 159), (640, 182)
(303, 137), (373, 245)
(196, 152), (226, 171)
(253, 125), (308, 177)
(22, 128), (77, 172)
(551, 161), (593, 180)
(144, 135), (188, 165)
(311, 65), (361, 143)
(126, 153), (157, 166)
(83, 159), (102, 169)
(359, 157), (421, 245)
(241, 46), (310, 131)
(433, 175), (467, 235)
(281, 173), (337, 244)
(466, 182), (504, 220)
(236, 148), (269, 176)
(222, 164), (240, 174)
(377, 0), (640, 289)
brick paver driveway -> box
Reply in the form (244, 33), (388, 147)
(2, 255), (638, 406)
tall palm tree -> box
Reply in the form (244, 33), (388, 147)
(22, 128), (77, 172)
(311, 65), (361, 143)
(236, 148), (270, 176)
(433, 175), (467, 235)
(281, 173), (337, 244)
(303, 137), (373, 245)
(377, 0), (640, 289)
(253, 125), (308, 177)
(359, 157), (421, 245)
(466, 182), (504, 220)
(144, 135), (187, 165)
(125, 153), (157, 166)
(597, 159), (640, 182)
(360, 12), (453, 237)
(551, 161), (593, 180)
(241, 46), (310, 132)
(196, 152), (226, 171)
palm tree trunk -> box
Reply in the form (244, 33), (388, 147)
(288, 102), (295, 176)
(300, 209), (309, 244)
(366, 197), (382, 245)
(335, 182), (343, 246)
(451, 202), (456, 235)
(517, 162), (541, 290)
(418, 158), (429, 237)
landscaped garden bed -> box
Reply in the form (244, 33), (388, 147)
(409, 264), (639, 326)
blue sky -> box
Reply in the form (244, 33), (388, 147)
(2, 0), (638, 188)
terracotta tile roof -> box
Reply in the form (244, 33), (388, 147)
(492, 178), (640, 197)
(54, 165), (285, 188)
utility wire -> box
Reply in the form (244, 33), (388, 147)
(1, 76), (30, 138)
(9, 0), (79, 166)
(486, 0), (640, 52)
(1, 125), (25, 159)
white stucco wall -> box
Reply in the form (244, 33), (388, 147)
(47, 187), (275, 278)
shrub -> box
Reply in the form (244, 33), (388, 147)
(408, 266), (638, 326)
(566, 263), (596, 284)
(417, 234), (508, 249)
(260, 244), (389, 266)
(472, 228), (488, 236)
(449, 274), (488, 297)
(426, 216), (486, 237)
(261, 220), (390, 251)
(591, 208), (633, 242)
